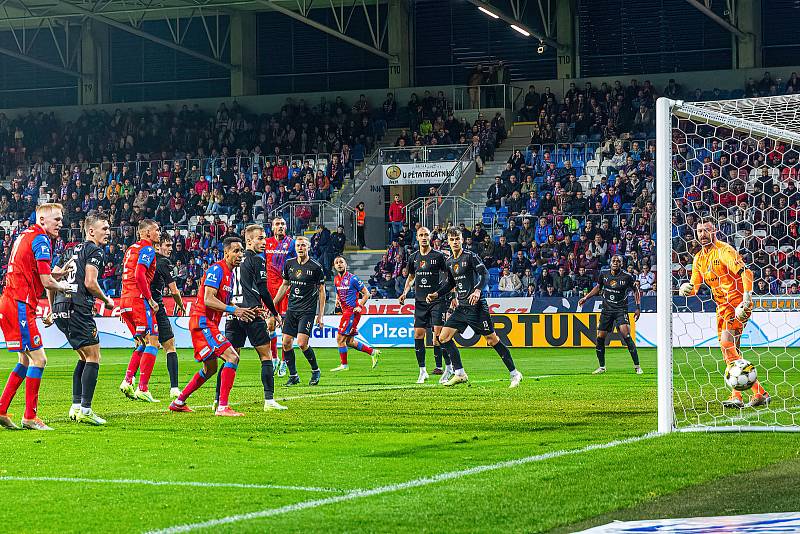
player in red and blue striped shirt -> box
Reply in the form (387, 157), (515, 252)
(331, 256), (380, 372)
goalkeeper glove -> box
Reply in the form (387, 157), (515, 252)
(735, 291), (753, 322)
(678, 283), (693, 296)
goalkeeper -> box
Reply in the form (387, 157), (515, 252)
(679, 217), (770, 408)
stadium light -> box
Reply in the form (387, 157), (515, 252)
(537, 41), (546, 54)
(478, 6), (500, 18)
(510, 24), (530, 37)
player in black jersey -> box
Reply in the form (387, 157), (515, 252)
(151, 234), (187, 399)
(273, 236), (326, 386)
(399, 226), (454, 384)
(427, 228), (523, 388)
(49, 212), (114, 425)
(217, 224), (286, 411)
(578, 255), (642, 375)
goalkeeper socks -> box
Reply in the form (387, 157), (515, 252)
(284, 349), (298, 376)
(720, 340), (739, 364)
(751, 380), (767, 396)
(72, 360), (86, 405)
(179, 368), (209, 403)
(414, 339), (426, 368)
(125, 346), (144, 382)
(433, 345), (443, 368)
(338, 346), (348, 365)
(493, 342), (516, 372)
(81, 362), (99, 410)
(354, 341), (373, 355)
(24, 366), (43, 420)
(596, 340), (606, 368)
(218, 362), (237, 407)
(137, 346), (158, 392)
(0, 363), (27, 413)
(261, 360), (275, 400)
(303, 348), (319, 371)
(166, 351), (179, 389)
(441, 340), (463, 371)
(624, 336), (640, 366)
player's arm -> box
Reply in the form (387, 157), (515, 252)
(168, 282), (186, 315)
(256, 279), (279, 317)
(469, 257), (488, 305)
(428, 269), (455, 303)
(85, 263), (114, 308)
(578, 283), (601, 307)
(272, 279), (291, 308)
(316, 282), (326, 327)
(32, 235), (69, 292)
(679, 256), (702, 296)
(204, 285), (256, 321)
(135, 246), (159, 313)
(631, 280), (641, 321)
(728, 249), (755, 320)
(43, 288), (56, 327)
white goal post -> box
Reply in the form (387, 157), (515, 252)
(656, 95), (800, 433)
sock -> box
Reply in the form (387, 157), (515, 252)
(303, 348), (319, 371)
(441, 345), (452, 366)
(261, 360), (275, 400)
(0, 363), (27, 413)
(81, 362), (99, 410)
(338, 346), (348, 365)
(433, 345), (443, 368)
(284, 349), (297, 376)
(179, 368), (209, 403)
(72, 360), (86, 405)
(493, 342), (516, 372)
(624, 336), (640, 366)
(354, 341), (373, 355)
(138, 346), (158, 392)
(441, 340), (463, 371)
(24, 366), (43, 420)
(270, 333), (278, 360)
(166, 351), (179, 388)
(596, 339), (606, 367)
(215, 366), (222, 402)
(125, 346), (145, 382)
(751, 380), (767, 396)
(218, 362), (237, 407)
(414, 339), (426, 368)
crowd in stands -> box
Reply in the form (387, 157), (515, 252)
(0, 93), (395, 295)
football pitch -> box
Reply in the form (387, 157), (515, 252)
(1, 346), (799, 533)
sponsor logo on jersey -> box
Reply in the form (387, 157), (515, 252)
(33, 335), (41, 346)
(453, 263), (460, 273)
(199, 346), (211, 357)
(610, 279), (617, 287)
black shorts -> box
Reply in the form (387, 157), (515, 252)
(414, 299), (447, 328)
(282, 309), (316, 338)
(156, 306), (174, 344)
(444, 299), (494, 336)
(598, 310), (630, 332)
(54, 305), (99, 350)
(225, 316), (271, 349)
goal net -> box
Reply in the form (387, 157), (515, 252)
(656, 95), (800, 433)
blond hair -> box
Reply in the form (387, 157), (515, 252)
(36, 203), (63, 219)
(244, 224), (265, 241)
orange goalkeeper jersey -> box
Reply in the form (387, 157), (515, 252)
(690, 240), (746, 306)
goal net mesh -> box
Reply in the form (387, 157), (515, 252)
(668, 95), (800, 431)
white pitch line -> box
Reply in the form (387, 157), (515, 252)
(145, 431), (660, 534)
(0, 476), (343, 493)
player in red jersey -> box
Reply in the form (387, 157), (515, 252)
(169, 237), (257, 416)
(0, 204), (74, 430)
(330, 256), (380, 372)
(118, 219), (162, 403)
(264, 217), (296, 376)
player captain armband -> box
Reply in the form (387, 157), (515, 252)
(225, 305), (236, 314)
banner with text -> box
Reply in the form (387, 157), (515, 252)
(382, 162), (458, 185)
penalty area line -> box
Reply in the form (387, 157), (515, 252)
(0, 476), (344, 493)
(145, 431), (661, 534)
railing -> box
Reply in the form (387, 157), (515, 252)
(268, 200), (356, 239)
(451, 84), (519, 112)
(405, 195), (481, 230)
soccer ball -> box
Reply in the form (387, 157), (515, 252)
(724, 359), (758, 391)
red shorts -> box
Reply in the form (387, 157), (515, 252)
(191, 322), (232, 362)
(269, 283), (288, 315)
(120, 298), (157, 338)
(0, 297), (42, 352)
(338, 309), (361, 337)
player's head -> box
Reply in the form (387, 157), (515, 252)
(333, 256), (348, 274)
(36, 203), (64, 237)
(446, 227), (462, 253)
(696, 217), (717, 247)
(138, 219), (159, 243)
(417, 226), (431, 248)
(223, 237), (244, 267)
(271, 217), (287, 239)
(610, 254), (623, 273)
(84, 211), (111, 245)
(295, 236), (310, 259)
(244, 224), (266, 253)
(157, 232), (173, 256)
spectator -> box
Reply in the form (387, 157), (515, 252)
(355, 201), (367, 249)
(499, 267), (522, 297)
(388, 194), (405, 242)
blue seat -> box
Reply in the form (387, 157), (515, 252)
(482, 215), (494, 226)
(497, 206), (509, 215)
(483, 206), (497, 216)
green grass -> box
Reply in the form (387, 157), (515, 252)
(0, 346), (798, 533)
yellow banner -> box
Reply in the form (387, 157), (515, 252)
(454, 313), (635, 348)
